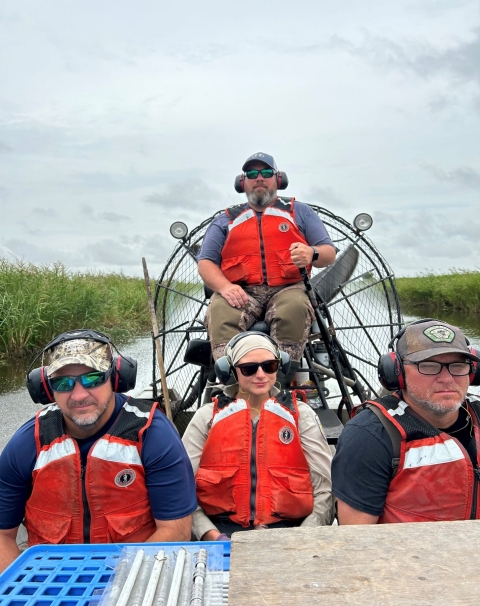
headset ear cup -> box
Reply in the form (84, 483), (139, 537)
(26, 367), (55, 405)
(111, 355), (137, 393)
(277, 171), (288, 190)
(378, 352), (404, 392)
(234, 175), (245, 193)
(214, 356), (233, 384)
(279, 351), (290, 377)
(469, 348), (480, 385)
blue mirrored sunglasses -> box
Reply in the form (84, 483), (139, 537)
(49, 369), (112, 392)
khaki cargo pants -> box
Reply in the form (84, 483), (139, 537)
(204, 283), (314, 362)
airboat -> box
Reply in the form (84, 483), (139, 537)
(148, 204), (403, 441)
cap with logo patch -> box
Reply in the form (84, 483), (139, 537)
(47, 337), (112, 376)
(397, 320), (480, 363)
(242, 152), (277, 172)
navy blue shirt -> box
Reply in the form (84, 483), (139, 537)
(0, 394), (197, 529)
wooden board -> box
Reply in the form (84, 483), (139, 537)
(228, 520), (480, 605)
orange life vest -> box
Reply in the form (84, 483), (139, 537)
(361, 396), (480, 523)
(24, 398), (157, 545)
(195, 392), (314, 527)
(220, 198), (311, 287)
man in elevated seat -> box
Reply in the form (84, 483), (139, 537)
(332, 319), (480, 524)
(197, 152), (336, 384)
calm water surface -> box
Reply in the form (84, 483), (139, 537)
(1, 310), (480, 451)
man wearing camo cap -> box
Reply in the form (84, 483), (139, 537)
(0, 331), (196, 573)
(332, 319), (480, 525)
(197, 152), (336, 386)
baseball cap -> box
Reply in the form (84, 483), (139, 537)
(47, 337), (112, 376)
(242, 152), (277, 172)
(397, 320), (480, 363)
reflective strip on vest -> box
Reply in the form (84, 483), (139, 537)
(34, 438), (76, 471)
(388, 401), (408, 417)
(90, 438), (142, 465)
(212, 400), (248, 427)
(264, 207), (295, 224)
(228, 209), (255, 232)
(123, 403), (150, 419)
(404, 439), (465, 469)
(264, 400), (295, 425)
(39, 404), (60, 417)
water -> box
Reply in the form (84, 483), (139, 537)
(1, 310), (480, 451)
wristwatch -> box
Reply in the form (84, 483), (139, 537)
(311, 247), (319, 262)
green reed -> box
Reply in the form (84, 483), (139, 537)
(396, 270), (480, 312)
(0, 259), (151, 358)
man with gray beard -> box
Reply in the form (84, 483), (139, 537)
(332, 319), (480, 524)
(198, 152), (336, 385)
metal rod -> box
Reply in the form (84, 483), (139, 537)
(339, 287), (382, 357)
(157, 284), (208, 307)
(327, 274), (395, 307)
(142, 258), (173, 422)
(116, 549), (145, 606)
(127, 556), (154, 606)
(333, 323), (401, 330)
(190, 549), (208, 606)
(166, 548), (187, 606)
(310, 360), (356, 387)
(142, 550), (165, 606)
(105, 558), (129, 606)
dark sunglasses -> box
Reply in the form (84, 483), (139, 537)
(49, 369), (112, 392)
(245, 168), (276, 180)
(235, 360), (280, 377)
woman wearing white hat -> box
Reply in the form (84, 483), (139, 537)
(182, 331), (334, 540)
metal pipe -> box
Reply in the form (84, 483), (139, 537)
(127, 556), (154, 606)
(166, 548), (187, 606)
(141, 550), (165, 606)
(190, 549), (208, 606)
(310, 360), (356, 387)
(116, 549), (145, 606)
(105, 557), (129, 606)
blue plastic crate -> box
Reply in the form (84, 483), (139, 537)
(0, 542), (230, 606)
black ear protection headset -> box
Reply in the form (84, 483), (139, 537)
(378, 318), (479, 391)
(25, 329), (137, 404)
(214, 331), (290, 384)
(234, 171), (289, 194)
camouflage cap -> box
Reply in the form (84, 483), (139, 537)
(397, 320), (480, 363)
(47, 338), (112, 376)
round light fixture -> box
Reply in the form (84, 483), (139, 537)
(170, 221), (188, 240)
(353, 213), (373, 232)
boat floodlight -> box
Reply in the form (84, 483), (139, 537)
(170, 221), (188, 240)
(353, 213), (373, 232)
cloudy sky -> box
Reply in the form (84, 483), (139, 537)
(0, 0), (478, 278)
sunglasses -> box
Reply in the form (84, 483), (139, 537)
(49, 369), (112, 392)
(235, 360), (280, 377)
(245, 169), (276, 180)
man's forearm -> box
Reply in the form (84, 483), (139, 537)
(197, 260), (232, 293)
(0, 535), (21, 574)
(312, 244), (336, 268)
(146, 515), (193, 543)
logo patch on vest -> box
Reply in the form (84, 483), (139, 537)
(279, 426), (294, 444)
(278, 222), (290, 232)
(115, 469), (136, 488)
(423, 326), (455, 343)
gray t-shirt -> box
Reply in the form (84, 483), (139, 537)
(197, 200), (334, 265)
